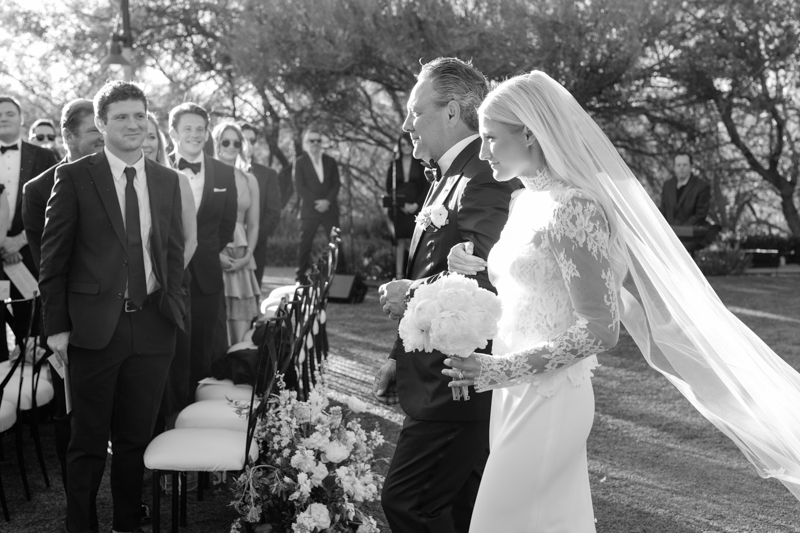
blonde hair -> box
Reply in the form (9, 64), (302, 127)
(146, 112), (170, 167)
(212, 121), (249, 170)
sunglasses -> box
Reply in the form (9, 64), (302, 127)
(306, 138), (323, 144)
(34, 133), (56, 142)
(220, 139), (242, 149)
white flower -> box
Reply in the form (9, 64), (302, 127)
(309, 461), (329, 486)
(289, 472), (312, 501)
(292, 403), (313, 424)
(322, 440), (350, 463)
(307, 503), (331, 529)
(345, 396), (368, 413)
(429, 310), (477, 357)
(398, 313), (425, 353)
(290, 449), (316, 472)
(429, 205), (448, 227)
(356, 516), (380, 533)
(412, 298), (442, 330)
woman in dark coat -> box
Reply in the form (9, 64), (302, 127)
(385, 132), (429, 278)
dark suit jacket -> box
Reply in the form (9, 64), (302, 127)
(38, 152), (185, 350)
(8, 141), (59, 277)
(179, 155), (238, 295)
(22, 157), (67, 269)
(249, 161), (281, 249)
(390, 138), (517, 422)
(294, 153), (340, 220)
(660, 174), (711, 226)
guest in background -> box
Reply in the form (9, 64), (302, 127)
(28, 117), (61, 157)
(168, 102), (237, 394)
(0, 95), (59, 361)
(241, 123), (281, 287)
(143, 112), (197, 428)
(385, 131), (428, 279)
(294, 125), (342, 283)
(22, 98), (104, 492)
(213, 122), (260, 344)
(660, 152), (711, 253)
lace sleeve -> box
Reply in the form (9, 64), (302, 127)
(474, 194), (620, 392)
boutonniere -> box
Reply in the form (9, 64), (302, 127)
(416, 205), (449, 231)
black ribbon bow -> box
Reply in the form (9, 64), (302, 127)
(0, 144), (19, 154)
(178, 158), (201, 174)
(423, 159), (441, 183)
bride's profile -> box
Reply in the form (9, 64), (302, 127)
(444, 71), (800, 532)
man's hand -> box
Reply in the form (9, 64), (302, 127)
(378, 279), (413, 320)
(220, 253), (235, 271)
(0, 234), (25, 256)
(1, 250), (23, 264)
(47, 331), (71, 366)
(314, 199), (331, 213)
(372, 359), (399, 405)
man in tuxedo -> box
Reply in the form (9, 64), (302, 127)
(294, 126), (342, 282)
(660, 152), (711, 253)
(0, 95), (59, 361)
(39, 81), (185, 533)
(168, 103), (237, 394)
(373, 58), (517, 533)
(240, 123), (281, 286)
(28, 117), (60, 156)
(22, 97), (104, 493)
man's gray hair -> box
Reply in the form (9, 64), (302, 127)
(419, 57), (488, 132)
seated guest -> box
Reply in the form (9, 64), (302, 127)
(240, 122), (281, 287)
(168, 103), (237, 395)
(22, 97), (104, 495)
(212, 122), (260, 345)
(660, 152), (711, 253)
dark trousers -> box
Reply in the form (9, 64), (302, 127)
(188, 279), (221, 397)
(382, 416), (490, 533)
(66, 305), (175, 533)
(253, 237), (268, 291)
(296, 215), (343, 279)
(157, 279), (192, 431)
(51, 356), (71, 493)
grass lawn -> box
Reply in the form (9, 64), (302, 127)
(2, 275), (798, 532)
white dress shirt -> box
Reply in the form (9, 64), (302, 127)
(0, 137), (22, 222)
(437, 134), (479, 177)
(177, 152), (205, 211)
(105, 147), (158, 294)
(310, 155), (325, 184)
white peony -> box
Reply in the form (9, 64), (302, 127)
(398, 313), (425, 353)
(322, 440), (350, 463)
(429, 310), (478, 357)
(412, 298), (442, 330)
(429, 205), (449, 227)
(307, 503), (331, 530)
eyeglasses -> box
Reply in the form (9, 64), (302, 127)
(220, 140), (242, 149)
(306, 139), (323, 144)
(34, 133), (56, 142)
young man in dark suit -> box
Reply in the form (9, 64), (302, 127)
(660, 152), (711, 253)
(22, 97), (104, 494)
(294, 126), (342, 282)
(168, 103), (237, 394)
(241, 123), (281, 286)
(373, 57), (517, 533)
(0, 95), (59, 360)
(39, 81), (185, 533)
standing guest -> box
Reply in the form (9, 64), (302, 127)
(240, 123), (281, 287)
(385, 131), (428, 279)
(372, 57), (517, 533)
(22, 98), (104, 493)
(0, 95), (59, 361)
(660, 152), (711, 253)
(28, 117), (61, 156)
(168, 103), (237, 395)
(294, 126), (342, 283)
(143, 112), (197, 428)
(39, 80), (185, 533)
(212, 122), (260, 344)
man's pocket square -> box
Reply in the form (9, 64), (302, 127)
(213, 188), (227, 192)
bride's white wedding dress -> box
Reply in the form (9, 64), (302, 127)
(469, 170), (620, 533)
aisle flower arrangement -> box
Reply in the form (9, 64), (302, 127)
(230, 375), (385, 533)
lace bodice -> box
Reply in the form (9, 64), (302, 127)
(475, 170), (620, 396)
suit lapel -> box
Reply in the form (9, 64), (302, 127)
(197, 156), (215, 219)
(145, 159), (165, 286)
(89, 152), (127, 250)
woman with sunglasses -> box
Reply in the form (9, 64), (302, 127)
(211, 122), (261, 344)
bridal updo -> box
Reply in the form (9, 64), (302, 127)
(478, 71), (627, 286)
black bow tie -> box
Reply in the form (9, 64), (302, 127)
(423, 159), (441, 183)
(0, 144), (19, 154)
(178, 158), (201, 174)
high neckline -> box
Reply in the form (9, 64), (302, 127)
(519, 168), (558, 191)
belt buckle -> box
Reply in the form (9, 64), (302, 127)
(124, 300), (140, 313)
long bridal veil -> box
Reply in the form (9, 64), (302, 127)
(497, 71), (800, 500)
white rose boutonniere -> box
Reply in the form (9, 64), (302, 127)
(416, 205), (449, 231)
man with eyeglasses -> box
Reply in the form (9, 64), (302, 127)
(0, 95), (58, 361)
(28, 117), (61, 156)
(240, 123), (281, 286)
(294, 125), (343, 283)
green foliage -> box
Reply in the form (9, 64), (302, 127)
(694, 236), (752, 276)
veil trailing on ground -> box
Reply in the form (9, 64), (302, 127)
(483, 71), (800, 500)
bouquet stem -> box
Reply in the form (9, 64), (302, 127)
(450, 355), (471, 401)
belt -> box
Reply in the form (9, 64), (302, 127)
(123, 290), (162, 313)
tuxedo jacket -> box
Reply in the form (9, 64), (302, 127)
(180, 155), (238, 295)
(22, 156), (66, 269)
(294, 153), (340, 220)
(8, 141), (59, 277)
(249, 161), (282, 246)
(390, 138), (517, 422)
(660, 174), (711, 226)
(38, 151), (185, 350)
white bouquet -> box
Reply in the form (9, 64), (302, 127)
(398, 272), (502, 400)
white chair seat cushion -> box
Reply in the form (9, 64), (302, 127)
(0, 360), (35, 379)
(175, 400), (249, 432)
(3, 377), (54, 410)
(144, 428), (258, 472)
(0, 399), (16, 432)
(195, 378), (253, 402)
(259, 296), (283, 316)
(268, 285), (296, 300)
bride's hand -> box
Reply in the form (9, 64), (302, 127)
(442, 354), (480, 388)
(447, 241), (486, 275)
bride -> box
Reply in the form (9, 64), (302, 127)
(444, 71), (800, 532)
